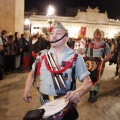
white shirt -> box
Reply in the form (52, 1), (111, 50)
(74, 41), (81, 50)
(32, 39), (38, 44)
(80, 39), (86, 49)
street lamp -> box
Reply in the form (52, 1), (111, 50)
(47, 5), (55, 27)
(24, 18), (31, 33)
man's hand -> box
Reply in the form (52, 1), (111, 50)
(22, 70), (35, 103)
(23, 90), (32, 103)
(65, 91), (82, 104)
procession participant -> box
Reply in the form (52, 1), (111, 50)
(23, 20), (92, 119)
(79, 29), (111, 103)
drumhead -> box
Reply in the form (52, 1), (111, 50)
(38, 97), (69, 118)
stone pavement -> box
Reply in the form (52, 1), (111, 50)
(0, 62), (120, 120)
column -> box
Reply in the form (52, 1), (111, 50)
(0, 0), (24, 34)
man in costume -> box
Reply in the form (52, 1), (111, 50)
(23, 20), (92, 119)
(79, 29), (111, 103)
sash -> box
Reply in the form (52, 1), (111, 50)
(45, 52), (68, 95)
(45, 52), (78, 95)
(33, 51), (78, 95)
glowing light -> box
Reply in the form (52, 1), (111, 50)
(24, 19), (30, 25)
(47, 5), (55, 16)
(107, 29), (117, 38)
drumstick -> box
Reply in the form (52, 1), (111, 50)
(74, 87), (84, 93)
(27, 92), (38, 98)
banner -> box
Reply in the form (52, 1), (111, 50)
(80, 27), (86, 36)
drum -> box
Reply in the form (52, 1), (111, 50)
(38, 98), (69, 119)
(84, 57), (104, 86)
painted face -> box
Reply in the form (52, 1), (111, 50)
(94, 31), (101, 39)
(49, 28), (67, 47)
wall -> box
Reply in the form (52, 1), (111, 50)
(29, 7), (120, 38)
(0, 0), (24, 34)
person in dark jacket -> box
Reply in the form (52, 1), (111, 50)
(38, 34), (48, 50)
(29, 34), (42, 69)
(22, 32), (30, 69)
(1, 30), (10, 75)
(8, 35), (17, 71)
(14, 32), (23, 70)
(115, 36), (120, 76)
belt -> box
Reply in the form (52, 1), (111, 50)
(42, 93), (59, 101)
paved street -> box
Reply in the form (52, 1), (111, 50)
(0, 62), (120, 120)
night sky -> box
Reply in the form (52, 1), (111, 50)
(25, 0), (120, 19)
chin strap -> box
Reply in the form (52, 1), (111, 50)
(50, 32), (67, 43)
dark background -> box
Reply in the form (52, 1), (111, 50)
(25, 0), (120, 19)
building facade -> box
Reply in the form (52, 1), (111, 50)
(29, 7), (120, 39)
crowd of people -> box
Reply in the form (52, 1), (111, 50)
(0, 28), (50, 80)
(0, 26), (119, 80)
(0, 25), (119, 81)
